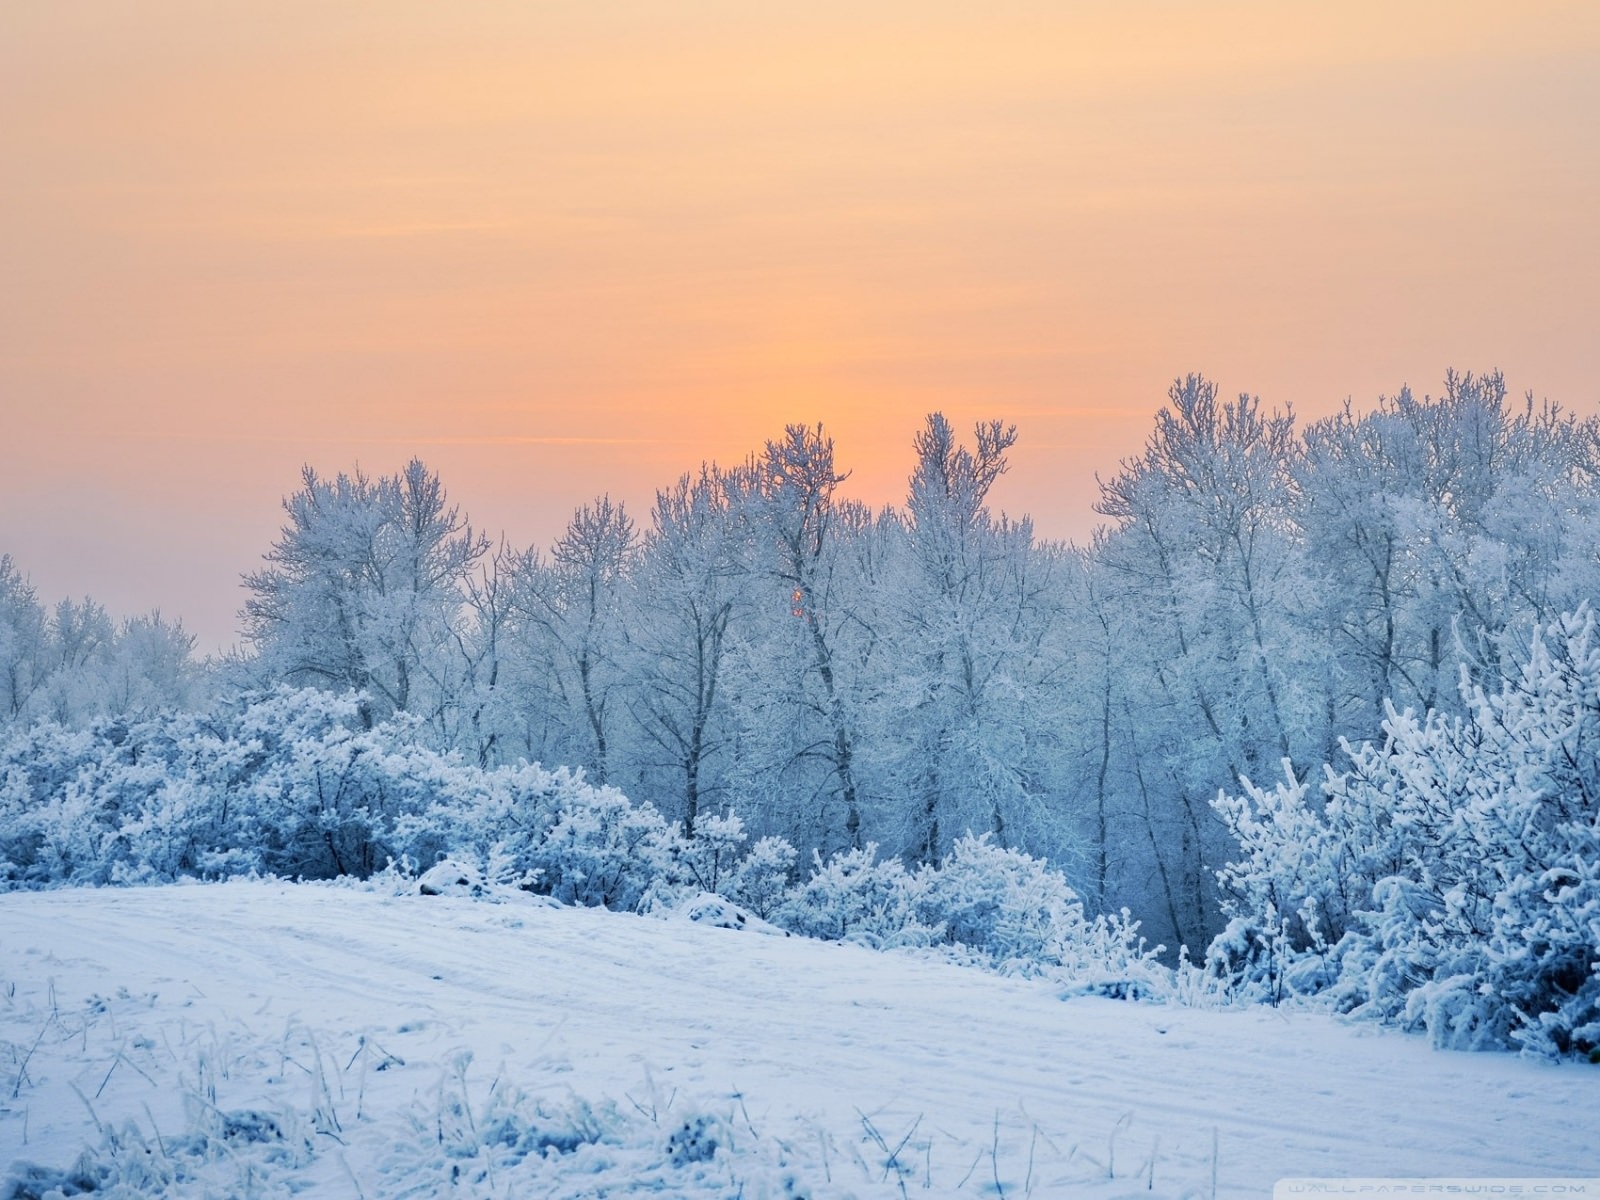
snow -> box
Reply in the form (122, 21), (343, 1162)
(674, 891), (789, 936)
(3, 881), (1598, 1198)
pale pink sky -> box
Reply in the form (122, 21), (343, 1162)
(3, 2), (1597, 652)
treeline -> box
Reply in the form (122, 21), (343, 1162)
(4, 369), (1598, 957)
(0, 562), (209, 726)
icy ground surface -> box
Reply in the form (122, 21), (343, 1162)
(3, 880), (1599, 1198)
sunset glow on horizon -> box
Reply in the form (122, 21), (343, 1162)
(3, 1), (1598, 650)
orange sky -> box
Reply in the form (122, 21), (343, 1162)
(3, 1), (1598, 652)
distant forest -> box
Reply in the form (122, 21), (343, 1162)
(4, 369), (1598, 957)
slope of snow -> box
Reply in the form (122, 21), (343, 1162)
(2, 880), (1598, 1197)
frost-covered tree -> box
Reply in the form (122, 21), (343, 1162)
(1092, 376), (1312, 949)
(626, 469), (748, 838)
(0, 557), (208, 729)
(722, 425), (882, 852)
(102, 611), (206, 719)
(1296, 371), (1600, 732)
(892, 414), (1057, 863)
(32, 598), (117, 725)
(529, 498), (637, 783)
(242, 459), (487, 727)
(423, 544), (518, 767)
(0, 556), (49, 721)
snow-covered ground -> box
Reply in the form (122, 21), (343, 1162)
(3, 881), (1598, 1198)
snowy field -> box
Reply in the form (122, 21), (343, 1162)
(3, 881), (1599, 1198)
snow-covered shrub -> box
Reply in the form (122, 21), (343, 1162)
(1213, 761), (1368, 957)
(775, 844), (936, 948)
(674, 811), (748, 895)
(1046, 905), (1168, 999)
(110, 774), (245, 884)
(916, 833), (1078, 969)
(728, 835), (798, 919)
(396, 755), (703, 914)
(390, 759), (602, 886)
(1197, 912), (1321, 1006)
(0, 713), (213, 886)
(529, 784), (682, 911)
(1214, 607), (1600, 1055)
(0, 684), (749, 917)
(170, 690), (457, 880)
(673, 891), (785, 933)
(757, 835), (1165, 987)
(0, 688), (519, 888)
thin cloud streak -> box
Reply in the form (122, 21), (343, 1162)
(88, 432), (670, 447)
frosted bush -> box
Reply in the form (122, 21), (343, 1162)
(1214, 607), (1600, 1055)
(1048, 906), (1168, 1000)
(674, 811), (748, 895)
(530, 785), (681, 911)
(0, 686), (680, 899)
(750, 834), (1165, 988)
(775, 844), (936, 948)
(727, 836), (798, 919)
(917, 833), (1080, 969)
(391, 760), (603, 885)
(1198, 913), (1303, 1006)
(0, 688), (545, 889)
